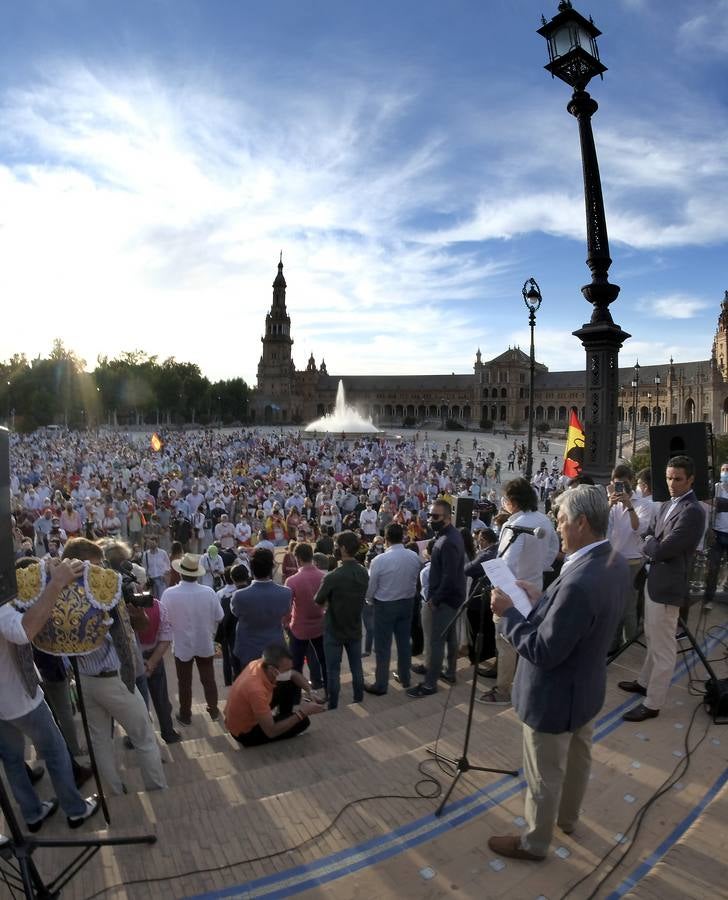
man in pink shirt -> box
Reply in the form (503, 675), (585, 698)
(285, 543), (327, 699)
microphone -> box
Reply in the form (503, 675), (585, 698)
(504, 524), (547, 539)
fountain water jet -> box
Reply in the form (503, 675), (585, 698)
(305, 380), (379, 433)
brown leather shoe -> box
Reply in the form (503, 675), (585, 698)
(622, 703), (659, 722)
(487, 834), (545, 861)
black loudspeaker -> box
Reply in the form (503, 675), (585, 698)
(649, 423), (713, 502)
(453, 496), (475, 529)
(0, 427), (17, 606)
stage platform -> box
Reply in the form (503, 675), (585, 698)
(3, 607), (727, 900)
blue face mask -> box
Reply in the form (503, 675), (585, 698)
(721, 472), (728, 484)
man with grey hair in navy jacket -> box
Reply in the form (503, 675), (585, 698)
(487, 485), (629, 861)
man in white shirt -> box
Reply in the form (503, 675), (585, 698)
(607, 465), (646, 647)
(214, 513), (237, 550)
(359, 502), (378, 537)
(480, 477), (559, 706)
(161, 553), (224, 725)
(234, 515), (252, 545)
(364, 524), (422, 695)
(142, 537), (171, 599)
(0, 559), (99, 831)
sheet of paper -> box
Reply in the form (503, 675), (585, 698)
(481, 558), (533, 618)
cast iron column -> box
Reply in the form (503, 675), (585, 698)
(569, 89), (630, 482)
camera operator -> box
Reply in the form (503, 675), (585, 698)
(62, 538), (166, 796)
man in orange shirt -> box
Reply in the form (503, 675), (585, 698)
(224, 644), (324, 746)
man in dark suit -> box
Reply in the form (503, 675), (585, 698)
(488, 485), (629, 861)
(619, 455), (705, 722)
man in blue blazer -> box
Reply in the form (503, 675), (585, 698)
(619, 455), (705, 722)
(232, 548), (292, 672)
(488, 485), (629, 861)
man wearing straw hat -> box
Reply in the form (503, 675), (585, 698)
(161, 552), (224, 726)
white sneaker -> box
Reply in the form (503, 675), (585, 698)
(67, 795), (100, 829)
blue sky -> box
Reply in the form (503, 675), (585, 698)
(1, 0), (727, 384)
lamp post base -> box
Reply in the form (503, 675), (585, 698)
(574, 320), (631, 484)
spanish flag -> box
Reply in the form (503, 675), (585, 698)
(563, 410), (585, 479)
(150, 432), (164, 453)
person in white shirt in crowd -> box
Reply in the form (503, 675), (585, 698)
(607, 464), (649, 648)
(161, 553), (224, 725)
(186, 484), (205, 517)
(705, 461), (728, 605)
(142, 536), (171, 599)
(359, 501), (378, 538)
(411, 539), (435, 677)
(190, 505), (207, 554)
(214, 513), (237, 551)
(200, 544), (225, 589)
(480, 477), (559, 706)
(363, 523), (422, 695)
(235, 514), (252, 545)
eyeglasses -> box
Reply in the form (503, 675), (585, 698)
(428, 514), (443, 521)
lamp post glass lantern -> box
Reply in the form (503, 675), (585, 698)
(538, 2), (630, 482)
(523, 277), (542, 481)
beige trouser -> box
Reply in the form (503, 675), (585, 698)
(79, 674), (167, 795)
(521, 718), (595, 856)
(637, 586), (680, 710)
(494, 614), (517, 699)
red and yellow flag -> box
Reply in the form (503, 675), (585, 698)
(150, 432), (163, 453)
(563, 410), (585, 479)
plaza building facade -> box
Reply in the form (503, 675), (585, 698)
(253, 259), (728, 435)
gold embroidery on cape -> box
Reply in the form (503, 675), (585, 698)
(16, 564), (43, 603)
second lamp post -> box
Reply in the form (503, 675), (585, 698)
(523, 278), (543, 481)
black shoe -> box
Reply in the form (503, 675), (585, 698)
(391, 672), (410, 687)
(618, 680), (647, 696)
(363, 683), (387, 696)
(477, 666), (497, 679)
(411, 663), (427, 675)
(406, 684), (437, 699)
(176, 713), (192, 726)
(27, 764), (45, 785)
(622, 704), (659, 722)
(163, 731), (182, 744)
(27, 799), (58, 833)
(439, 671), (456, 685)
(208, 707), (220, 721)
(67, 795), (100, 829)
(73, 764), (94, 789)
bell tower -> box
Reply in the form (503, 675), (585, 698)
(712, 290), (728, 379)
(256, 255), (295, 421)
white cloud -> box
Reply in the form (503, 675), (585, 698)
(649, 295), (709, 319)
(678, 1), (728, 54)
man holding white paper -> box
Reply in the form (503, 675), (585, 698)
(486, 485), (629, 862)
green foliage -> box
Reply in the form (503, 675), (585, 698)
(2, 342), (249, 430)
(535, 421), (550, 434)
(479, 418), (493, 431)
(444, 418), (464, 431)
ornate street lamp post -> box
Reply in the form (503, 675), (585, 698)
(631, 360), (640, 457)
(523, 278), (542, 481)
(538, 2), (630, 481)
(654, 371), (661, 424)
(618, 385), (625, 458)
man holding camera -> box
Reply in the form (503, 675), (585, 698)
(62, 538), (167, 796)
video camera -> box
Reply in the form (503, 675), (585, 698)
(118, 560), (154, 608)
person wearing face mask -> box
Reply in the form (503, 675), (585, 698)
(705, 462), (728, 607)
(200, 543), (225, 590)
(224, 643), (324, 746)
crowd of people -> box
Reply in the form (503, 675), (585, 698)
(1, 425), (719, 863)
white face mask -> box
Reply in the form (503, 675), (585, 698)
(275, 669), (293, 682)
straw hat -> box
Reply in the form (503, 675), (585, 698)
(171, 553), (206, 578)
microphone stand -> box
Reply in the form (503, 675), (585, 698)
(427, 531), (520, 817)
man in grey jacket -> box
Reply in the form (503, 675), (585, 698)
(487, 485), (628, 861)
(619, 455), (705, 722)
